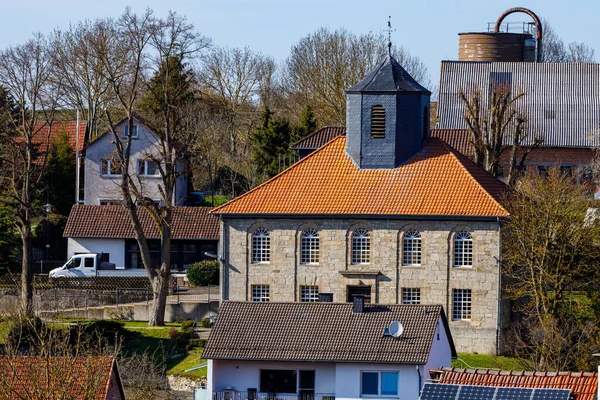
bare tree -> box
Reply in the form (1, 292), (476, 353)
(541, 18), (596, 63)
(284, 27), (430, 126)
(0, 34), (61, 313)
(198, 46), (273, 156)
(459, 83), (541, 186)
(503, 168), (600, 370)
(92, 9), (209, 325)
(50, 21), (111, 138)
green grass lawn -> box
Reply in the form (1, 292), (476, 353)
(167, 348), (207, 378)
(453, 353), (531, 371)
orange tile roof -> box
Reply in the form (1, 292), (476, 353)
(214, 136), (509, 217)
(436, 367), (597, 400)
(30, 120), (87, 153)
(0, 356), (124, 400)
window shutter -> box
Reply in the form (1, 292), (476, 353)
(371, 105), (386, 139)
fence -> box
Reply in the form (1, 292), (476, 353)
(0, 274), (219, 316)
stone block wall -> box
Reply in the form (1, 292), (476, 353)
(221, 217), (501, 354)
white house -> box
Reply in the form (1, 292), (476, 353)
(83, 115), (188, 206)
(203, 299), (456, 400)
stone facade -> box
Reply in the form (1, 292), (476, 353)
(220, 217), (501, 354)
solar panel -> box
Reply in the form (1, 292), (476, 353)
(420, 383), (460, 400)
(457, 385), (497, 400)
(531, 388), (571, 400)
(495, 387), (534, 400)
(419, 383), (571, 400)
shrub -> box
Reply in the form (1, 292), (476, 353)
(186, 260), (219, 286)
(181, 319), (195, 330)
(200, 318), (211, 328)
(167, 327), (180, 340)
(188, 338), (208, 348)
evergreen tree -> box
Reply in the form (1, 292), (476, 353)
(251, 107), (294, 178)
(292, 104), (317, 142)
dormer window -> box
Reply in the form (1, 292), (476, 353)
(371, 105), (386, 139)
(124, 124), (139, 138)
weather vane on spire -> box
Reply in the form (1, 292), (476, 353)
(387, 15), (395, 56)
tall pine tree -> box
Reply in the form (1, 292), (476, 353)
(251, 107), (294, 178)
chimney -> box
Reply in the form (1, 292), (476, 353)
(353, 295), (365, 314)
(319, 293), (334, 302)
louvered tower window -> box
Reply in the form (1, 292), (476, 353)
(371, 105), (386, 139)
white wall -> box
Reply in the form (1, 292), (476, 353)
(84, 119), (187, 205)
(423, 317), (453, 379)
(67, 238), (126, 269)
(211, 360), (336, 394)
(335, 363), (420, 400)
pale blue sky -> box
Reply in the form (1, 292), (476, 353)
(1, 0), (596, 89)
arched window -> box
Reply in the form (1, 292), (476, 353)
(402, 230), (422, 266)
(252, 228), (270, 264)
(371, 105), (386, 139)
(300, 228), (319, 264)
(351, 228), (371, 264)
(453, 231), (473, 267)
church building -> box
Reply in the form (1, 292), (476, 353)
(212, 54), (509, 354)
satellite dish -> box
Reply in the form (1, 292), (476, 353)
(388, 321), (404, 338)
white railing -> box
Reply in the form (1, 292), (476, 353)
(213, 392), (335, 400)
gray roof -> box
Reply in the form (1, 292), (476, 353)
(436, 61), (600, 148)
(347, 55), (431, 94)
(203, 301), (455, 364)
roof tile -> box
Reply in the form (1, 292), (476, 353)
(214, 136), (508, 217)
(290, 126), (346, 150)
(203, 302), (454, 364)
(64, 205), (220, 239)
(437, 367), (598, 400)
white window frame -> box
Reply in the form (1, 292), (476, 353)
(100, 159), (121, 176)
(452, 289), (472, 321)
(453, 231), (473, 267)
(402, 230), (422, 266)
(401, 288), (421, 305)
(300, 229), (319, 264)
(252, 228), (270, 264)
(124, 124), (139, 138)
(137, 159), (160, 177)
(251, 284), (270, 302)
(351, 228), (371, 264)
(360, 371), (399, 397)
(300, 285), (319, 302)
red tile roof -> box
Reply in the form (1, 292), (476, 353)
(0, 356), (124, 400)
(30, 120), (87, 153)
(430, 129), (473, 157)
(290, 126), (346, 150)
(203, 302), (455, 364)
(214, 136), (508, 217)
(435, 367), (598, 400)
(64, 205), (220, 239)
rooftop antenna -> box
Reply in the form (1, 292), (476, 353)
(387, 16), (395, 56)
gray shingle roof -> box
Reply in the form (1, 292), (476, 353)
(437, 61), (600, 148)
(63, 205), (220, 239)
(347, 55), (431, 94)
(290, 126), (346, 150)
(203, 302), (455, 364)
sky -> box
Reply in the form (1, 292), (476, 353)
(1, 0), (597, 90)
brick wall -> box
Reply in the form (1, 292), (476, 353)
(221, 217), (502, 354)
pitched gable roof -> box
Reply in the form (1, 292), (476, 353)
(0, 356), (125, 400)
(64, 205), (220, 239)
(434, 367), (597, 400)
(290, 126), (346, 150)
(430, 129), (473, 157)
(203, 302), (455, 364)
(214, 136), (508, 217)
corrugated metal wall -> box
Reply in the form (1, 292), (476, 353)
(437, 61), (600, 147)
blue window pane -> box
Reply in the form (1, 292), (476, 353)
(361, 372), (379, 395)
(381, 372), (398, 396)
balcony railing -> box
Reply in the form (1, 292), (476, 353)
(213, 391), (335, 400)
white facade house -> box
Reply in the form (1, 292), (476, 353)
(83, 116), (188, 206)
(203, 300), (456, 400)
